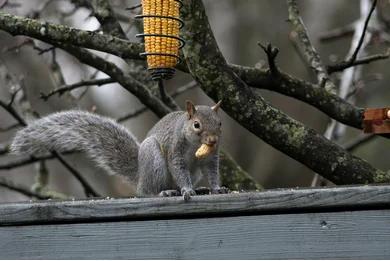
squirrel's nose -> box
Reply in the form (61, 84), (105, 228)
(206, 136), (218, 145)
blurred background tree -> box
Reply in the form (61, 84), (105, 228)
(0, 0), (389, 202)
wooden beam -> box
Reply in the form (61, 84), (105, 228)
(0, 210), (389, 259)
(1, 185), (390, 226)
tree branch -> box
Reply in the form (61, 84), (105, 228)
(232, 65), (365, 129)
(0, 177), (68, 200)
(327, 51), (390, 74)
(0, 11), (376, 133)
(326, 0), (380, 74)
(40, 78), (115, 101)
(349, 0), (377, 63)
(117, 81), (198, 122)
(0, 12), (143, 59)
(0, 177), (50, 199)
(287, 0), (336, 92)
(181, 0), (389, 185)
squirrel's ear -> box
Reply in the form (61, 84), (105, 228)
(211, 100), (222, 112)
(186, 100), (196, 119)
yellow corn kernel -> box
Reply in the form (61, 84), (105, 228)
(142, 0), (181, 69)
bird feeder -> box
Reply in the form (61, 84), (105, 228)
(136, 0), (184, 81)
(363, 107), (390, 134)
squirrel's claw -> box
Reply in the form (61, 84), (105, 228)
(181, 188), (196, 201)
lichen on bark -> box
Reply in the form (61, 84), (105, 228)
(180, 0), (389, 185)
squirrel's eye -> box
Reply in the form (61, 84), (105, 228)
(193, 121), (201, 129)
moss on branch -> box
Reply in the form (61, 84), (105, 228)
(0, 12), (142, 59)
(180, 0), (389, 185)
(1, 8), (387, 187)
(0, 11), (371, 133)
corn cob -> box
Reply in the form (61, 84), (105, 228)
(142, 0), (181, 70)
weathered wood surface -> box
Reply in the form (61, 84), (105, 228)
(1, 185), (390, 226)
(1, 209), (389, 259)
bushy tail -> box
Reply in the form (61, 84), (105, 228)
(11, 110), (139, 178)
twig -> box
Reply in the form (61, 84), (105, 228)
(289, 31), (314, 76)
(33, 45), (55, 55)
(117, 81), (198, 122)
(51, 151), (99, 197)
(117, 106), (149, 123)
(327, 50), (390, 74)
(327, 0), (379, 74)
(349, 0), (377, 64)
(0, 153), (70, 170)
(0, 122), (20, 132)
(343, 134), (376, 151)
(287, 0), (338, 186)
(258, 42), (280, 77)
(54, 42), (171, 118)
(0, 177), (50, 200)
(319, 23), (355, 42)
(0, 8), (379, 133)
(182, 0), (389, 184)
(334, 0), (377, 139)
(158, 79), (170, 105)
(126, 4), (142, 11)
(0, 12), (144, 60)
(0, 100), (27, 126)
(40, 78), (115, 101)
(287, 0), (336, 92)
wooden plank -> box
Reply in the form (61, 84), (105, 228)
(0, 209), (389, 259)
(1, 185), (390, 226)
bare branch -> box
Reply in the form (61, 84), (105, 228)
(319, 23), (355, 42)
(181, 0), (389, 185)
(349, 0), (377, 63)
(54, 42), (171, 118)
(327, 50), (390, 74)
(0, 12), (143, 59)
(287, 0), (336, 92)
(51, 151), (99, 197)
(117, 81), (198, 122)
(0, 153), (66, 170)
(0, 11), (375, 132)
(0, 99), (27, 126)
(327, 0), (380, 74)
(334, 0), (378, 139)
(0, 122), (20, 132)
(40, 78), (115, 101)
(0, 177), (50, 200)
(258, 42), (280, 77)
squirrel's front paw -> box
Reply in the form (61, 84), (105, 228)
(181, 188), (196, 201)
(211, 186), (230, 194)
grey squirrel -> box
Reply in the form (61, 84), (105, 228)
(11, 100), (226, 200)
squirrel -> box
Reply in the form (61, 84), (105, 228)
(10, 100), (227, 200)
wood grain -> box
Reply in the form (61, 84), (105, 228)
(0, 210), (389, 259)
(1, 185), (390, 226)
